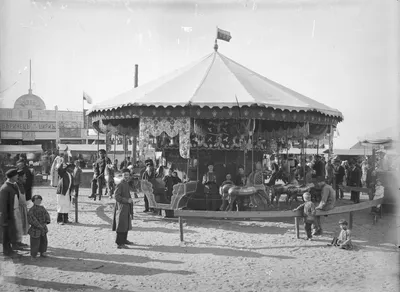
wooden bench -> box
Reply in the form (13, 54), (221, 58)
(141, 179), (198, 213)
(175, 198), (384, 242)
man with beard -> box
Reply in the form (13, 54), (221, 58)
(56, 163), (75, 225)
(112, 168), (134, 249)
(142, 159), (156, 212)
(0, 169), (20, 257)
(16, 159), (34, 202)
(313, 176), (336, 235)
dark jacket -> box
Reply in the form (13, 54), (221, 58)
(235, 174), (247, 186)
(19, 165), (34, 200)
(313, 160), (325, 177)
(348, 166), (362, 187)
(334, 165), (346, 185)
(73, 166), (82, 186)
(56, 164), (74, 195)
(94, 157), (111, 178)
(0, 181), (19, 242)
(112, 180), (133, 232)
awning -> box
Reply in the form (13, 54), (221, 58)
(323, 148), (373, 156)
(0, 144), (43, 153)
(58, 144), (125, 152)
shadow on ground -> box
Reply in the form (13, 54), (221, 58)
(1, 276), (129, 292)
(131, 244), (295, 259)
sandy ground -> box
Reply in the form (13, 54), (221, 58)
(0, 186), (399, 292)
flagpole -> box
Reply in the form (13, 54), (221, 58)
(82, 95), (85, 144)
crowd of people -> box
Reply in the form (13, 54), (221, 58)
(1, 147), (389, 256)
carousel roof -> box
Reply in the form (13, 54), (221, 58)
(90, 51), (343, 119)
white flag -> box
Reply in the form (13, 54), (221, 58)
(83, 91), (93, 104)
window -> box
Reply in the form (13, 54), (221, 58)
(28, 110), (32, 119)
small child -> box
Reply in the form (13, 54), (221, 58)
(27, 195), (51, 260)
(372, 179), (384, 214)
(293, 192), (316, 240)
(328, 219), (353, 250)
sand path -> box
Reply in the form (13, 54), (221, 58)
(0, 187), (398, 292)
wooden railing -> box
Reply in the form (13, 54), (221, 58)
(175, 198), (384, 242)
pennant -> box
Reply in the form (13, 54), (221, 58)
(83, 91), (93, 104)
(216, 28), (232, 42)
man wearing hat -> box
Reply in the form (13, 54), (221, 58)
(0, 169), (20, 257)
(142, 159), (156, 212)
(314, 176), (336, 235)
(56, 163), (75, 225)
(90, 149), (111, 201)
(202, 162), (219, 211)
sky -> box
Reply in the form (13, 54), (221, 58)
(0, 0), (399, 149)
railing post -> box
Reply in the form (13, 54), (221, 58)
(179, 216), (184, 242)
(349, 212), (353, 229)
(294, 217), (300, 239)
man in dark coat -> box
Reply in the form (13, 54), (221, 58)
(312, 155), (325, 179)
(112, 168), (133, 249)
(16, 159), (34, 202)
(142, 159), (156, 212)
(333, 159), (346, 200)
(90, 149), (111, 201)
(56, 163), (75, 225)
(347, 160), (362, 203)
(0, 169), (20, 257)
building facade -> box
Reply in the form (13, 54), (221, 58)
(0, 89), (103, 150)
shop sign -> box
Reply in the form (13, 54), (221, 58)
(0, 121), (56, 132)
(22, 132), (36, 141)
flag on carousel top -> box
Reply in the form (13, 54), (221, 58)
(216, 27), (232, 42)
(83, 91), (93, 104)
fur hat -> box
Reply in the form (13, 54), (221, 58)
(338, 219), (348, 225)
(6, 168), (18, 178)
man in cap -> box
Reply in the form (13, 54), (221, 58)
(16, 159), (34, 202)
(347, 159), (362, 203)
(0, 169), (20, 257)
(142, 159), (156, 212)
(313, 176), (336, 235)
(56, 163), (75, 225)
(90, 149), (111, 201)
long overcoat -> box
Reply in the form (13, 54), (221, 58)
(0, 182), (19, 242)
(112, 179), (133, 232)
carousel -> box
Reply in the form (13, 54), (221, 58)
(88, 43), (343, 212)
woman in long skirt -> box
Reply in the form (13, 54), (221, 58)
(50, 153), (64, 187)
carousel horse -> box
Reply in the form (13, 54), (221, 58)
(223, 185), (271, 211)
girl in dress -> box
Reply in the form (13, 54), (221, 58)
(50, 152), (64, 187)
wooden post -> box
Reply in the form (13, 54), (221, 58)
(294, 217), (300, 239)
(349, 212), (353, 229)
(179, 216), (184, 242)
(75, 195), (78, 223)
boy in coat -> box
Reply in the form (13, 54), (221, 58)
(112, 168), (134, 249)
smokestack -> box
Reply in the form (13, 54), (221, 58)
(134, 64), (138, 88)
